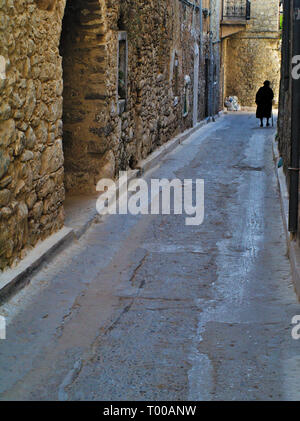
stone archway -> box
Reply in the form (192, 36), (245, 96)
(59, 0), (109, 194)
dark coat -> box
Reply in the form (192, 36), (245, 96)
(256, 86), (274, 119)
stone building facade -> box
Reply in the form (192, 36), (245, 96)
(277, 0), (300, 240)
(0, 0), (223, 270)
(221, 0), (281, 107)
(277, 0), (290, 177)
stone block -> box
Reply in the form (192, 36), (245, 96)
(17, 201), (28, 220)
(14, 130), (26, 156)
(26, 191), (37, 210)
(0, 103), (11, 120)
(40, 139), (64, 175)
(0, 175), (12, 189)
(25, 127), (37, 149)
(0, 150), (10, 179)
(0, 119), (15, 147)
(0, 189), (10, 207)
(21, 150), (34, 162)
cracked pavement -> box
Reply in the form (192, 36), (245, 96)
(1, 112), (300, 401)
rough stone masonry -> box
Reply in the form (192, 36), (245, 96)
(223, 0), (281, 107)
(0, 0), (216, 270)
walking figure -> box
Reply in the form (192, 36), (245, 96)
(255, 81), (274, 127)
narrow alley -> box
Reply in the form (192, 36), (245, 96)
(1, 112), (300, 401)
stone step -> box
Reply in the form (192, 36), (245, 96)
(79, 14), (105, 25)
(80, 25), (107, 36)
(87, 73), (107, 84)
(71, 44), (107, 55)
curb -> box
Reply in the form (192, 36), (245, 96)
(67, 114), (220, 239)
(137, 118), (210, 174)
(0, 227), (74, 304)
(0, 114), (222, 304)
(65, 169), (139, 239)
(272, 138), (300, 300)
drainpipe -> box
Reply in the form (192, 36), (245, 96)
(214, 0), (221, 116)
(192, 1), (200, 126)
(199, 0), (203, 56)
(209, 0), (215, 121)
(289, 0), (300, 235)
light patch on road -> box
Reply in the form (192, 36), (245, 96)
(0, 316), (6, 340)
(143, 244), (204, 254)
(58, 358), (82, 401)
(188, 314), (214, 401)
(282, 356), (300, 400)
(215, 132), (266, 305)
(187, 131), (267, 399)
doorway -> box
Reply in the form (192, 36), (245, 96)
(59, 0), (107, 195)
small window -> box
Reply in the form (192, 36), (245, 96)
(173, 53), (179, 97)
(183, 4), (187, 21)
(183, 75), (191, 117)
(118, 31), (128, 114)
(183, 90), (188, 116)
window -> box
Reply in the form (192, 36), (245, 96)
(118, 31), (128, 114)
(173, 53), (179, 97)
(183, 4), (187, 21)
(183, 75), (191, 117)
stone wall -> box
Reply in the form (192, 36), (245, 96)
(224, 0), (281, 107)
(277, 0), (293, 178)
(105, 0), (201, 174)
(0, 0), (212, 270)
(211, 0), (222, 113)
(0, 0), (65, 270)
(60, 0), (110, 193)
(200, 0), (223, 115)
(277, 0), (292, 228)
(277, 74), (291, 176)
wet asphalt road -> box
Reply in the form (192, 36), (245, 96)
(1, 112), (300, 401)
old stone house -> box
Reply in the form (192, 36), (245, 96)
(201, 0), (222, 115)
(277, 0), (300, 241)
(0, 0), (224, 270)
(221, 0), (281, 107)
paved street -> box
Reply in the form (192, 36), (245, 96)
(1, 112), (300, 401)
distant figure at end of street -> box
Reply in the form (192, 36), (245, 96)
(255, 81), (274, 127)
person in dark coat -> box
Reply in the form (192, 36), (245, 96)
(255, 81), (274, 127)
